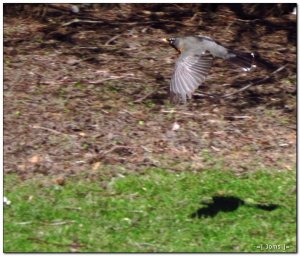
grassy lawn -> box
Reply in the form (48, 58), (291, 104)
(4, 168), (296, 252)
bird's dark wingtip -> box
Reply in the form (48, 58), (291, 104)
(228, 51), (256, 71)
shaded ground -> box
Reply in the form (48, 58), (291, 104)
(4, 4), (296, 180)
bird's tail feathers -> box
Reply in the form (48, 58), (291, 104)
(228, 51), (256, 71)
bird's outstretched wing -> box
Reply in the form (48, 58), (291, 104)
(170, 52), (213, 103)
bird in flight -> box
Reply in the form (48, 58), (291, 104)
(162, 36), (255, 103)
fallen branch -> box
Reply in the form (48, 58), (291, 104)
(62, 18), (199, 27)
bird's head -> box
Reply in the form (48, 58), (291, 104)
(161, 37), (181, 53)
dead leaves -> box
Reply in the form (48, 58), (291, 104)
(92, 161), (101, 171)
(4, 7), (296, 179)
(53, 176), (66, 186)
(29, 155), (41, 164)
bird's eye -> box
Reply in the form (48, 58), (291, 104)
(168, 38), (175, 45)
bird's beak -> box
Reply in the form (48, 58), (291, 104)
(161, 38), (168, 43)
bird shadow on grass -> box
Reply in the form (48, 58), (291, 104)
(190, 196), (279, 218)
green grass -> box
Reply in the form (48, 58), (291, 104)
(4, 168), (296, 252)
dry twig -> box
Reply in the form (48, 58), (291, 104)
(134, 90), (158, 103)
(104, 34), (122, 46)
(62, 18), (199, 27)
(222, 64), (288, 98)
(88, 75), (140, 84)
(31, 125), (75, 137)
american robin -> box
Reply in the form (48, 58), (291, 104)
(162, 36), (255, 103)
